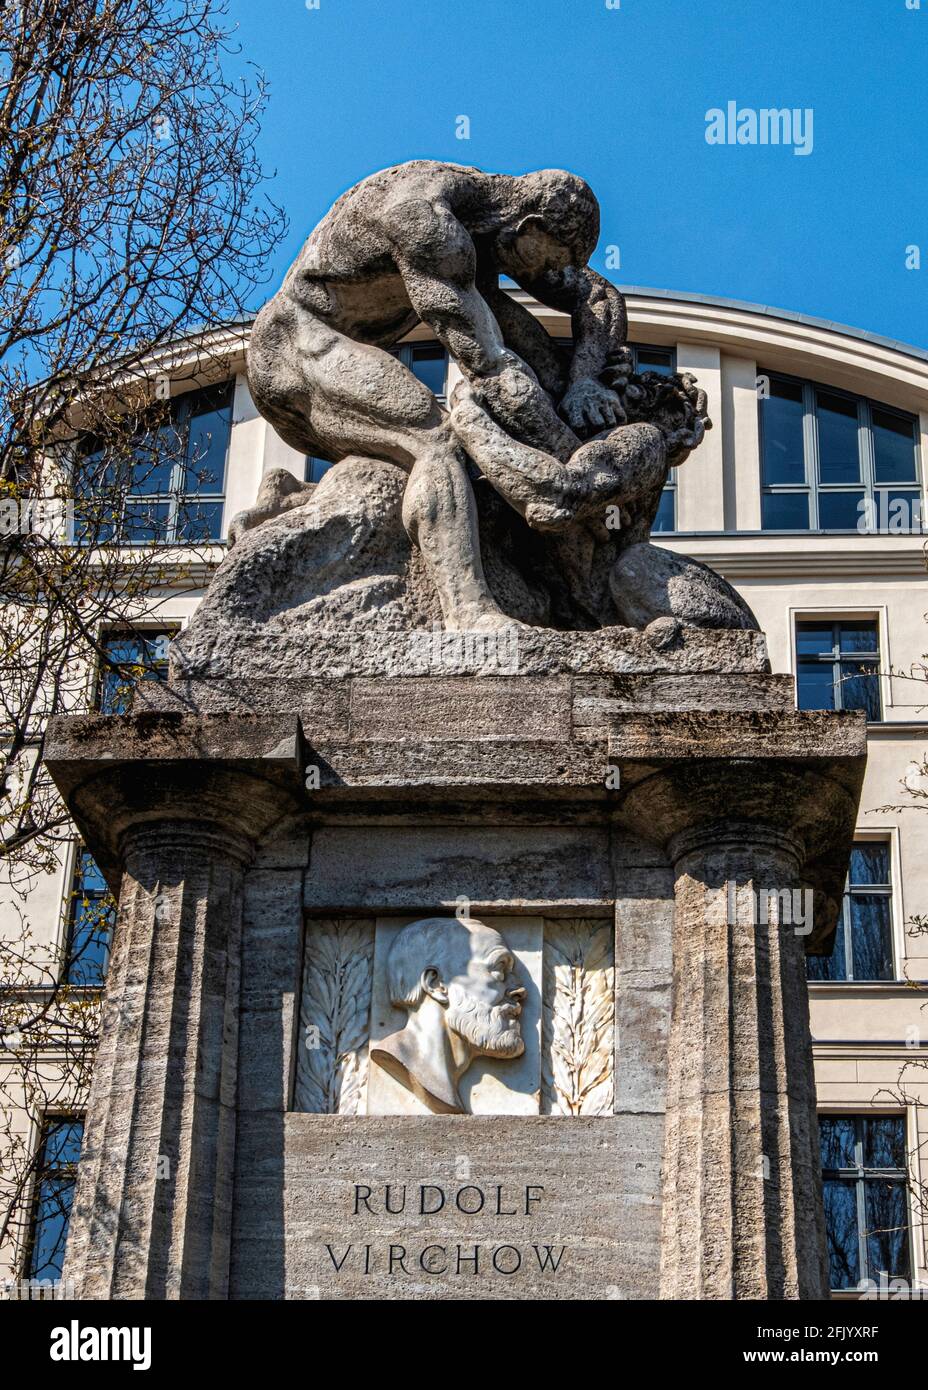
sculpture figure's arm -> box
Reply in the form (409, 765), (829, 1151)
(514, 266), (628, 433)
(386, 200), (578, 459)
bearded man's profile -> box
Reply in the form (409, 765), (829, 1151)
(370, 916), (527, 1115)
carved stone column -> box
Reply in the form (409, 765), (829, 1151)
(658, 822), (828, 1300)
(63, 823), (251, 1299)
(45, 713), (304, 1300)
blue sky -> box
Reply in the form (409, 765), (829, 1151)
(226, 0), (928, 348)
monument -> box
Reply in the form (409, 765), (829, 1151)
(46, 161), (866, 1299)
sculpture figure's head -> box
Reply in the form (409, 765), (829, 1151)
(494, 170), (599, 280)
(602, 350), (712, 464)
(387, 915), (526, 1059)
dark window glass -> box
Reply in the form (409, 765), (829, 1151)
(98, 630), (172, 714)
(761, 378), (806, 486)
(27, 1119), (84, 1284)
(634, 347), (675, 375)
(408, 345), (447, 397)
(758, 374), (920, 534)
(797, 659), (836, 710)
(795, 620), (880, 718)
(184, 385), (232, 495)
(819, 1115), (909, 1291)
(850, 842), (889, 884)
(652, 487), (675, 533)
(872, 408), (917, 483)
(818, 490), (865, 531)
(761, 491), (809, 530)
(76, 382), (231, 544)
(65, 850), (114, 987)
(305, 457), (332, 484)
(808, 840), (893, 983)
(816, 391), (861, 484)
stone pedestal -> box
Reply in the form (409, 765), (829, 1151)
(45, 649), (866, 1300)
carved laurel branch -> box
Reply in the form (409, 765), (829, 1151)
(541, 919), (615, 1116)
(294, 918), (374, 1115)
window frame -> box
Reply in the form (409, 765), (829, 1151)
(62, 847), (114, 988)
(94, 625), (175, 715)
(22, 1115), (84, 1286)
(819, 1112), (912, 1292)
(630, 344), (678, 534)
(75, 380), (234, 546)
(807, 838), (895, 983)
(758, 370), (923, 533)
(794, 616), (882, 719)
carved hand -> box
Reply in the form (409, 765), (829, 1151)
(559, 377), (625, 435)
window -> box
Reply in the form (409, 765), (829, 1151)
(807, 841), (894, 982)
(632, 345), (678, 532)
(97, 628), (172, 714)
(795, 619), (881, 719)
(759, 373), (921, 532)
(305, 456), (331, 484)
(64, 849), (114, 987)
(77, 381), (233, 544)
(820, 1115), (910, 1290)
(25, 1118), (84, 1284)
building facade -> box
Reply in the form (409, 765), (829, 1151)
(2, 287), (926, 1297)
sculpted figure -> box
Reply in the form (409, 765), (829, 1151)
(215, 159), (756, 643)
(370, 915), (526, 1115)
(245, 160), (645, 629)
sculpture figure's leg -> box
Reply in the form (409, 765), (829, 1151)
(247, 298), (513, 630)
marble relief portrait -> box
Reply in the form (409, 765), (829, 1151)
(294, 914), (614, 1118)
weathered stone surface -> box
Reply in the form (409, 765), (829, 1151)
(174, 160), (759, 667)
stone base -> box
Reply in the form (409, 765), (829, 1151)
(45, 671), (866, 1300)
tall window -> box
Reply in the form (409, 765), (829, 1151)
(64, 850), (114, 987)
(25, 1118), (84, 1284)
(97, 628), (172, 714)
(77, 381), (233, 544)
(759, 373), (921, 532)
(795, 619), (881, 719)
(820, 1115), (910, 1290)
(807, 842), (894, 982)
(632, 345), (678, 533)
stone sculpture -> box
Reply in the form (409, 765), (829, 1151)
(369, 916), (526, 1114)
(175, 160), (756, 672)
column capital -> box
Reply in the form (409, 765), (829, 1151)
(666, 820), (803, 871)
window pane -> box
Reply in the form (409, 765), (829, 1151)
(850, 843), (889, 885)
(797, 658), (835, 710)
(816, 391), (861, 484)
(872, 407), (917, 483)
(818, 490), (865, 531)
(652, 487), (675, 532)
(132, 423), (180, 495)
(838, 661), (881, 719)
(98, 631), (171, 713)
(123, 499), (171, 543)
(823, 1178), (860, 1289)
(848, 895), (893, 981)
(635, 347), (674, 375)
(762, 491), (809, 530)
(865, 1180), (910, 1280)
(880, 490), (922, 534)
(409, 345), (447, 397)
(761, 378), (806, 485)
(820, 1116), (858, 1169)
(305, 456), (332, 484)
(28, 1120), (84, 1284)
(175, 500), (224, 542)
(863, 1115), (906, 1170)
(184, 387), (232, 494)
(838, 622), (879, 654)
(796, 624), (834, 657)
(806, 921), (848, 981)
